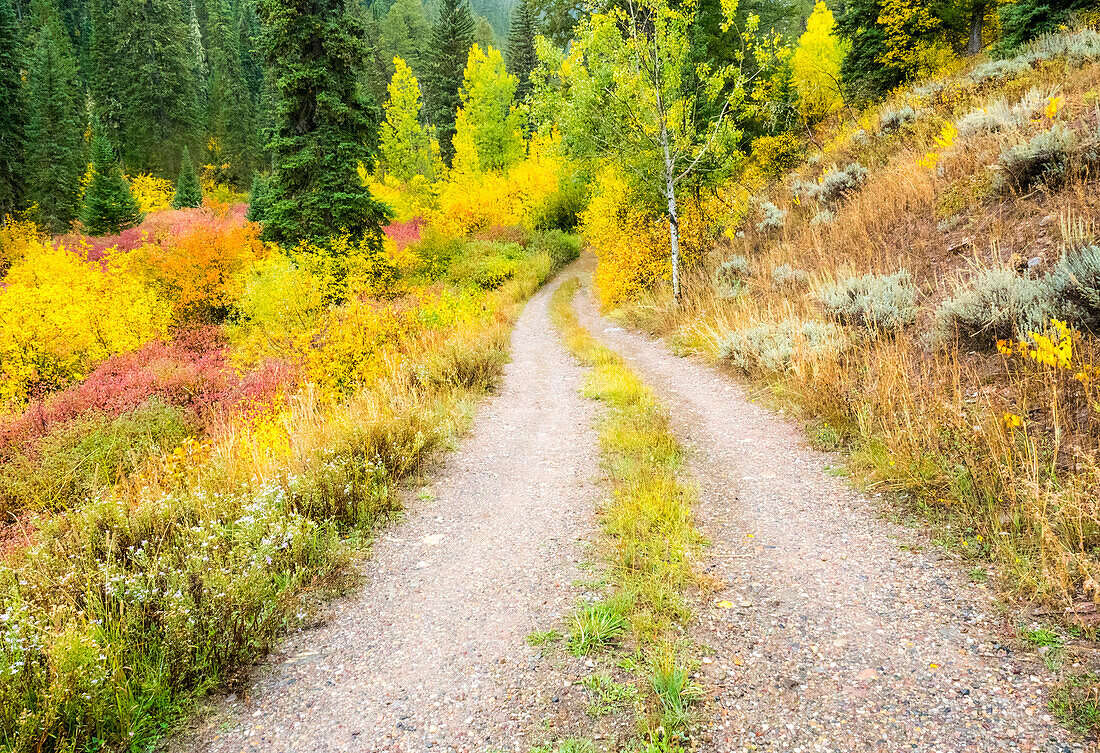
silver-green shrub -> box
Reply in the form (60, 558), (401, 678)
(771, 263), (810, 289)
(880, 105), (918, 134)
(790, 162), (868, 207)
(933, 268), (1048, 348)
(997, 124), (1077, 191)
(719, 319), (844, 373)
(755, 201), (786, 232)
(1045, 244), (1100, 332)
(815, 270), (918, 332)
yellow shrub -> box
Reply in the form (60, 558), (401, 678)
(0, 240), (170, 402)
(583, 166), (707, 308)
(366, 173), (439, 223)
(0, 216), (43, 271)
(128, 174), (175, 213)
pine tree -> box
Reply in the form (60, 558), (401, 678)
(0, 0), (27, 218)
(173, 146), (203, 207)
(207, 0), (257, 184)
(81, 131), (143, 234)
(379, 0), (431, 77)
(87, 0), (121, 140)
(256, 0), (390, 247)
(114, 0), (203, 174)
(424, 0), (475, 165)
(26, 0), (86, 232)
(505, 0), (536, 102)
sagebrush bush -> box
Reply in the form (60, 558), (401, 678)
(815, 271), (919, 332)
(771, 263), (809, 289)
(755, 201), (786, 232)
(956, 99), (1022, 136)
(880, 105), (919, 134)
(997, 124), (1077, 191)
(715, 255), (750, 294)
(1045, 244), (1100, 333)
(719, 319), (844, 374)
(968, 56), (1033, 84)
(810, 209), (835, 226)
(791, 162), (868, 206)
(933, 268), (1048, 348)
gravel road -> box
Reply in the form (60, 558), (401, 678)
(171, 276), (602, 753)
(571, 276), (1083, 753)
(170, 265), (1088, 753)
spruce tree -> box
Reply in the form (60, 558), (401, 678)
(505, 0), (536, 103)
(0, 0), (27, 218)
(424, 0), (475, 165)
(256, 0), (389, 247)
(172, 146), (203, 208)
(81, 131), (143, 234)
(207, 0), (257, 184)
(113, 0), (202, 174)
(87, 0), (121, 140)
(26, 0), (86, 232)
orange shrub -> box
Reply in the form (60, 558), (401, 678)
(141, 220), (267, 321)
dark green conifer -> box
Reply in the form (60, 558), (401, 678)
(424, 0), (475, 165)
(207, 0), (257, 184)
(172, 146), (203, 208)
(113, 0), (202, 174)
(505, 0), (536, 102)
(80, 131), (143, 234)
(26, 0), (86, 232)
(256, 0), (389, 248)
(0, 0), (27, 217)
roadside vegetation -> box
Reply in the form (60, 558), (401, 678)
(544, 278), (704, 752)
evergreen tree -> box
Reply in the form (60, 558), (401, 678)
(0, 0), (27, 218)
(207, 0), (257, 184)
(379, 0), (431, 77)
(26, 0), (85, 232)
(424, 0), (475, 165)
(505, 0), (536, 102)
(81, 131), (143, 234)
(87, 0), (121, 140)
(257, 0), (390, 247)
(172, 146), (203, 207)
(114, 0), (203, 174)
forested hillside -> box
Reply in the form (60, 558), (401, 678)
(1, 0), (1100, 748)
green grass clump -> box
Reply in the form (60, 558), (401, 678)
(568, 597), (630, 656)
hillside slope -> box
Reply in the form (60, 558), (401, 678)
(625, 28), (1100, 635)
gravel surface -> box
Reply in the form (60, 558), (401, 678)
(170, 276), (603, 753)
(571, 278), (1083, 753)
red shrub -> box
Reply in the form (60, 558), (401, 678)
(0, 327), (299, 457)
(384, 217), (424, 252)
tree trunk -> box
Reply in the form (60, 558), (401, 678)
(967, 0), (986, 55)
(660, 122), (681, 302)
(666, 170), (681, 302)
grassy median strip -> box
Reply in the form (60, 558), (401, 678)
(548, 277), (703, 749)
